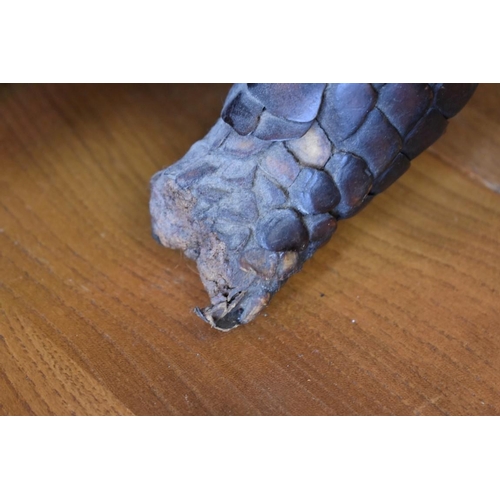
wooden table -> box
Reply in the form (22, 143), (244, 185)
(1, 84), (499, 415)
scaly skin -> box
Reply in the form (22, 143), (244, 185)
(150, 84), (477, 330)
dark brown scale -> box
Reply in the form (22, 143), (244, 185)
(253, 111), (312, 141)
(303, 213), (337, 244)
(324, 152), (373, 219)
(256, 209), (308, 252)
(402, 108), (448, 159)
(150, 83), (478, 330)
(377, 83), (432, 136)
(370, 153), (411, 195)
(240, 249), (278, 279)
(318, 83), (377, 143)
(248, 83), (326, 122)
(434, 84), (478, 118)
(289, 168), (341, 215)
(341, 107), (403, 177)
(221, 89), (263, 135)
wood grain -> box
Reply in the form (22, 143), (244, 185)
(1, 83), (499, 416)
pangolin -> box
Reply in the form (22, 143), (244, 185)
(150, 83), (477, 330)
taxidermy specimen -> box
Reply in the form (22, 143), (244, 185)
(150, 84), (477, 330)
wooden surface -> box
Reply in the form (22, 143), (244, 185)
(1, 83), (499, 416)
